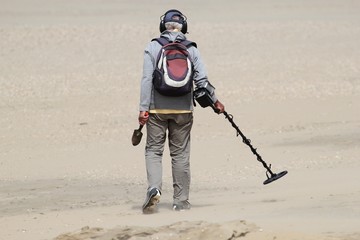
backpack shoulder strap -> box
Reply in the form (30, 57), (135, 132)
(181, 40), (197, 48)
(152, 37), (197, 48)
(151, 37), (169, 46)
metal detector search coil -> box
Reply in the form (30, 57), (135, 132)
(194, 87), (288, 185)
(222, 111), (288, 185)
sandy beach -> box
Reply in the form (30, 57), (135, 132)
(1, 0), (359, 239)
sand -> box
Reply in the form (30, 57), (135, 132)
(0, 0), (359, 239)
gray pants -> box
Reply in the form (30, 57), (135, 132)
(145, 113), (193, 204)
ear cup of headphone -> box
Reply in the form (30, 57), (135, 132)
(159, 19), (166, 33)
(180, 21), (187, 34)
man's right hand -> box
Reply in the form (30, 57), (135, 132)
(138, 111), (149, 125)
(214, 100), (225, 114)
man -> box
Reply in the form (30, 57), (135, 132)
(138, 9), (225, 214)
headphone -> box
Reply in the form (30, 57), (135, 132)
(159, 9), (188, 34)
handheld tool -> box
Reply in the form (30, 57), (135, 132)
(132, 112), (148, 146)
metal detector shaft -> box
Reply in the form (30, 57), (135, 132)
(211, 105), (288, 184)
(222, 111), (273, 173)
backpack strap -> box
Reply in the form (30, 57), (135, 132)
(181, 40), (197, 48)
(151, 37), (169, 46)
(152, 37), (197, 48)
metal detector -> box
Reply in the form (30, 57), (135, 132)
(194, 88), (288, 185)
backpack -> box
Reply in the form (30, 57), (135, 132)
(152, 37), (197, 96)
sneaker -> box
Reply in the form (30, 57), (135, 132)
(142, 188), (161, 214)
(173, 200), (191, 211)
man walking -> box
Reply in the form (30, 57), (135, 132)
(138, 9), (224, 214)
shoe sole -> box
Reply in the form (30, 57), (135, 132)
(142, 192), (160, 214)
(173, 205), (191, 211)
(173, 201), (191, 211)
